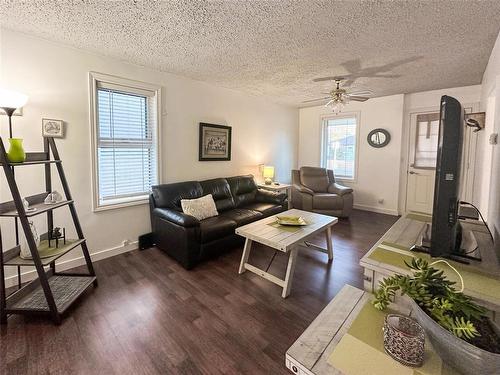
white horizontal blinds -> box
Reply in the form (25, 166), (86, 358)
(96, 82), (157, 205)
(323, 116), (356, 179)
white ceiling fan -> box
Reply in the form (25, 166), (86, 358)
(303, 78), (373, 113)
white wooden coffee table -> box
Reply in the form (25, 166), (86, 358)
(236, 209), (338, 298)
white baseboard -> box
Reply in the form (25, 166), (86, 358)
(353, 203), (399, 216)
(4, 240), (139, 289)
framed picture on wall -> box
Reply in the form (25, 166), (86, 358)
(42, 118), (64, 138)
(199, 122), (232, 161)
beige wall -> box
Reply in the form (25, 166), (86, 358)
(0, 29), (299, 285)
(299, 94), (405, 215)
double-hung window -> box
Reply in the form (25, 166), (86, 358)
(90, 73), (161, 211)
(321, 113), (359, 180)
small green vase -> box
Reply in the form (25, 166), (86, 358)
(7, 138), (26, 163)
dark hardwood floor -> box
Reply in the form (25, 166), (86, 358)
(0, 209), (398, 375)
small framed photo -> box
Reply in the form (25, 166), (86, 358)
(42, 118), (64, 138)
(199, 122), (232, 161)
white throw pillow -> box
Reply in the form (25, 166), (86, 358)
(181, 194), (218, 221)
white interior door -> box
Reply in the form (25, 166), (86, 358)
(405, 106), (478, 214)
(406, 111), (440, 214)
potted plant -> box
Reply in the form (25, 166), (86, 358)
(373, 258), (500, 374)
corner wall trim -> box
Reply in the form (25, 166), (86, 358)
(4, 241), (139, 289)
(353, 204), (399, 216)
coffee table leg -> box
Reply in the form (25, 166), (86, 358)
(282, 247), (298, 298)
(239, 238), (253, 274)
(326, 226), (333, 261)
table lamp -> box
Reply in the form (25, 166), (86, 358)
(262, 165), (275, 185)
(0, 88), (29, 162)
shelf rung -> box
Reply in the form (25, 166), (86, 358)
(0, 192), (72, 217)
(0, 152), (61, 166)
(4, 239), (86, 267)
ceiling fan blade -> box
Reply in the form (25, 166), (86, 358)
(302, 96), (331, 103)
(313, 76), (343, 82)
(348, 89), (373, 96)
(348, 95), (369, 102)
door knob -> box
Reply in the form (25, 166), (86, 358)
(409, 171), (419, 175)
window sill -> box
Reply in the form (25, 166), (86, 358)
(93, 195), (149, 212)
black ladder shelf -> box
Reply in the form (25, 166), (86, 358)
(0, 136), (97, 325)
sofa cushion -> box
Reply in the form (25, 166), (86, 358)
(200, 178), (235, 212)
(152, 181), (203, 210)
(219, 208), (262, 226)
(199, 216), (237, 243)
(181, 194), (218, 221)
(227, 175), (257, 207)
(300, 167), (330, 193)
(242, 202), (283, 217)
(313, 193), (343, 210)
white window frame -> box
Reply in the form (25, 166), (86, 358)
(320, 111), (360, 182)
(89, 72), (162, 212)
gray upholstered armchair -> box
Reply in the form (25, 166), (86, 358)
(291, 166), (353, 217)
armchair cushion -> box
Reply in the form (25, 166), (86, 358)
(312, 193), (344, 210)
(152, 208), (200, 228)
(256, 189), (286, 204)
(300, 167), (330, 193)
(328, 183), (353, 196)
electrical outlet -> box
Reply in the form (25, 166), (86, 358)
(122, 239), (130, 247)
(490, 133), (498, 145)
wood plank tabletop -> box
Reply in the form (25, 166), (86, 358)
(235, 209), (338, 252)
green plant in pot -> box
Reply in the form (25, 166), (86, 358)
(373, 258), (500, 374)
(0, 88), (28, 163)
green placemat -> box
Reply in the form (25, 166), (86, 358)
(368, 247), (500, 301)
(328, 301), (458, 374)
(406, 213), (433, 223)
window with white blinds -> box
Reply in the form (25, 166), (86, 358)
(90, 73), (160, 210)
(321, 114), (359, 180)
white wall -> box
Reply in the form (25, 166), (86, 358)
(0, 29), (299, 285)
(479, 30), (500, 256)
(299, 95), (404, 215)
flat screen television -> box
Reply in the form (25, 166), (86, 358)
(430, 95), (464, 257)
(412, 95), (471, 260)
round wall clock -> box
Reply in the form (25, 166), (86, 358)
(367, 128), (391, 148)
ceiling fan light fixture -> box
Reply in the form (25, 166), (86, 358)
(328, 100), (345, 114)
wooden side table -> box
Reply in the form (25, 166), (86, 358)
(257, 182), (292, 209)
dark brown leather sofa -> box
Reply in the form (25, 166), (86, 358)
(149, 175), (287, 269)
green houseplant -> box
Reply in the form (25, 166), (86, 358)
(373, 258), (500, 374)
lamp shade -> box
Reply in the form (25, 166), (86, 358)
(0, 89), (28, 110)
(262, 165), (275, 178)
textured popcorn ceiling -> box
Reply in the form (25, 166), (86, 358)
(1, 1), (500, 107)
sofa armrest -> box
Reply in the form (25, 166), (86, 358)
(293, 184), (314, 195)
(328, 183), (353, 196)
(256, 189), (287, 204)
(152, 208), (200, 228)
